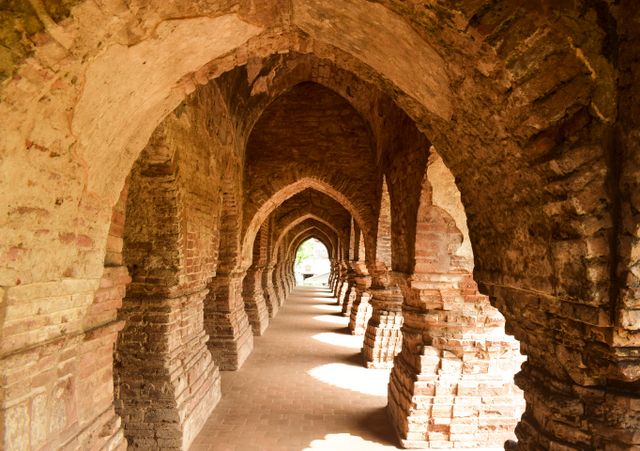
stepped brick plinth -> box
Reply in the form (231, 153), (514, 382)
(388, 274), (524, 449)
(116, 287), (221, 449)
(340, 263), (358, 316)
(362, 274), (404, 369)
(334, 263), (348, 304)
(348, 262), (372, 335)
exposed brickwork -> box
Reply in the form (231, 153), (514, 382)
(363, 179), (404, 368)
(116, 94), (228, 448)
(242, 226), (270, 336)
(0, 1), (637, 449)
(388, 168), (524, 449)
(348, 232), (373, 335)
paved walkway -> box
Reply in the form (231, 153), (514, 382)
(191, 286), (400, 451)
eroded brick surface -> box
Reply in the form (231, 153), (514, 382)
(0, 1), (638, 450)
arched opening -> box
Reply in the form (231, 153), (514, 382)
(1, 2), (634, 450)
(293, 237), (331, 286)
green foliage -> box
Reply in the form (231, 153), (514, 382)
(295, 239), (316, 266)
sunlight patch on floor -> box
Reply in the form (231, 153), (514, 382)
(312, 304), (340, 312)
(303, 433), (397, 450)
(313, 314), (348, 325)
(312, 332), (363, 349)
(307, 363), (390, 396)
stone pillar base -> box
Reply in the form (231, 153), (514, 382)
(362, 290), (403, 368)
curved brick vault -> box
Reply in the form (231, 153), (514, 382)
(1, 1), (639, 450)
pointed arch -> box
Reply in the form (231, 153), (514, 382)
(242, 178), (369, 265)
(375, 176), (392, 269)
(271, 213), (340, 262)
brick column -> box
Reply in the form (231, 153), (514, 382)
(262, 264), (279, 318)
(328, 260), (337, 287)
(205, 269), (254, 370)
(513, 362), (640, 450)
(242, 265), (270, 336)
(116, 286), (221, 449)
(340, 262), (358, 316)
(490, 286), (640, 450)
(347, 261), (372, 336)
(387, 273), (523, 449)
(362, 269), (404, 368)
(273, 262), (287, 307)
(334, 262), (348, 303)
(331, 260), (342, 292)
(285, 264), (295, 294)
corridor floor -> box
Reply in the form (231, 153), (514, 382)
(190, 286), (400, 451)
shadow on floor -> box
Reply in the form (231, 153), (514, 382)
(191, 287), (400, 451)
(335, 352), (365, 366)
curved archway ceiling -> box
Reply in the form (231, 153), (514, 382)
(266, 189), (352, 261)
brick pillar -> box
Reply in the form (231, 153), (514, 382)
(513, 362), (640, 450)
(273, 263), (286, 307)
(490, 285), (640, 450)
(204, 269), (254, 370)
(242, 266), (270, 336)
(262, 264), (279, 318)
(328, 260), (337, 287)
(332, 260), (342, 292)
(288, 266), (295, 291)
(348, 262), (372, 336)
(362, 269), (404, 368)
(387, 273), (523, 449)
(116, 287), (221, 449)
(336, 263), (349, 300)
(284, 264), (294, 294)
(340, 262), (358, 316)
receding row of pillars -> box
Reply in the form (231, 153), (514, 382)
(326, 258), (524, 449)
(232, 251), (524, 449)
(329, 260), (403, 368)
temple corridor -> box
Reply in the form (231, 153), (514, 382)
(190, 286), (399, 451)
(3, 2), (640, 450)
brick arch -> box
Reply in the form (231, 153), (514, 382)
(272, 214), (339, 262)
(242, 177), (369, 266)
(0, 15), (453, 300)
(288, 229), (336, 265)
(216, 52), (399, 150)
(0, 1), (632, 449)
(283, 221), (340, 263)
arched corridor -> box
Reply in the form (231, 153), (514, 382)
(1, 1), (640, 450)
